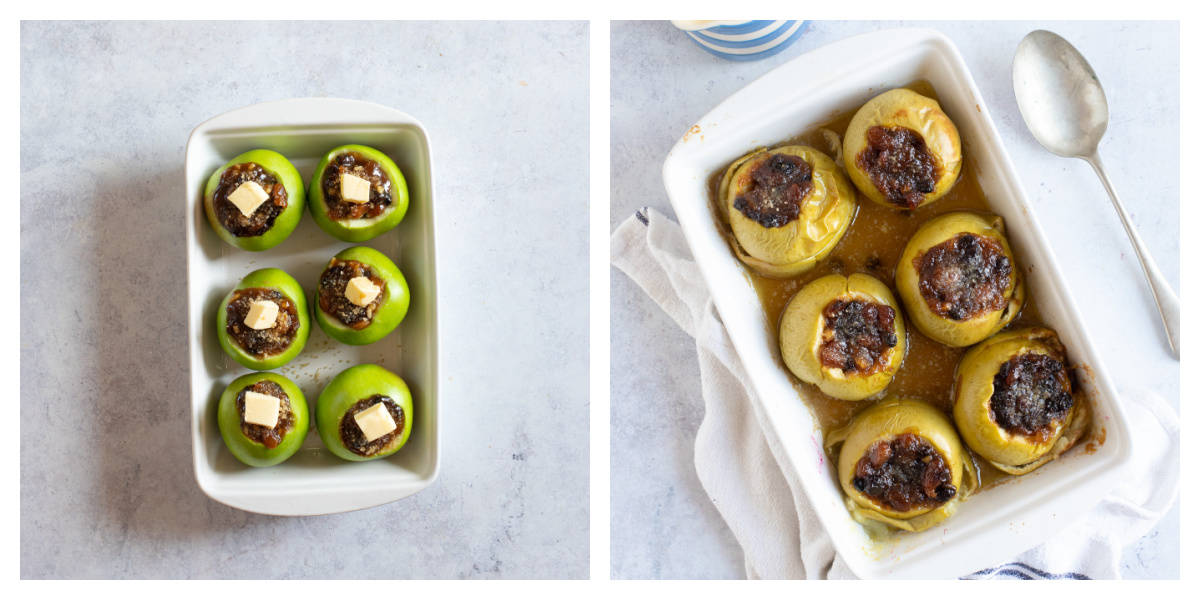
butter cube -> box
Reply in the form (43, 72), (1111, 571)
(341, 173), (372, 204)
(228, 181), (270, 217)
(344, 276), (381, 307)
(243, 300), (279, 330)
(353, 402), (397, 442)
(243, 391), (281, 428)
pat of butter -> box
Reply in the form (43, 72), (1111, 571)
(228, 181), (270, 217)
(340, 173), (372, 204)
(244, 300), (279, 330)
(353, 402), (397, 443)
(344, 276), (381, 307)
(243, 391), (281, 428)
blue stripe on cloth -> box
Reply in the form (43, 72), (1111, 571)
(962, 562), (1091, 580)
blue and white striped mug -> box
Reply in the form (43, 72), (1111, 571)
(672, 20), (810, 61)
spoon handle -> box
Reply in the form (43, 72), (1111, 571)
(1085, 153), (1180, 358)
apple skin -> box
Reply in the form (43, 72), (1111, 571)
(308, 144), (408, 243)
(217, 371), (309, 468)
(316, 364), (414, 462)
(203, 149), (305, 251)
(313, 246), (409, 346)
(217, 268), (310, 371)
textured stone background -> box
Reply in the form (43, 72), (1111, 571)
(21, 21), (589, 579)
(610, 20), (1179, 579)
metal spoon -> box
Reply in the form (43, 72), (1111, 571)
(1012, 29), (1179, 358)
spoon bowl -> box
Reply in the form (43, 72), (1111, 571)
(1013, 30), (1109, 158)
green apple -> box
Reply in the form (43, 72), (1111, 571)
(308, 144), (408, 242)
(316, 364), (414, 462)
(218, 371), (309, 467)
(203, 149), (305, 251)
(313, 246), (409, 346)
(217, 267), (310, 370)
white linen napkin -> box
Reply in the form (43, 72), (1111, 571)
(611, 207), (1179, 580)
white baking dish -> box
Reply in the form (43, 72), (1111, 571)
(185, 98), (439, 516)
(661, 28), (1133, 578)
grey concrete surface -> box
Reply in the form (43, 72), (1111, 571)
(610, 20), (1179, 580)
(21, 21), (589, 579)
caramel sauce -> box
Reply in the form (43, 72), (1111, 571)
(710, 82), (1054, 489)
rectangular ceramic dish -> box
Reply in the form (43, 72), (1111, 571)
(661, 29), (1133, 578)
(185, 98), (439, 516)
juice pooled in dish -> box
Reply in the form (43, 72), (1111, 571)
(709, 82), (1094, 518)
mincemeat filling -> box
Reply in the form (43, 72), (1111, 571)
(916, 233), (1012, 321)
(318, 258), (386, 330)
(340, 395), (405, 456)
(225, 287), (300, 356)
(321, 151), (393, 220)
(733, 153), (814, 228)
(856, 126), (939, 209)
(852, 433), (956, 512)
(236, 380), (295, 449)
(213, 162), (288, 237)
(818, 298), (898, 375)
(990, 352), (1073, 440)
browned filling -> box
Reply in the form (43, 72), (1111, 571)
(213, 162), (288, 237)
(321, 151), (393, 220)
(818, 298), (897, 375)
(318, 258), (386, 330)
(990, 352), (1073, 441)
(733, 153), (814, 228)
(236, 380), (295, 449)
(852, 433), (956, 512)
(225, 287), (300, 357)
(856, 126), (939, 209)
(916, 233), (1012, 321)
(339, 395), (405, 457)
